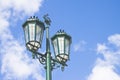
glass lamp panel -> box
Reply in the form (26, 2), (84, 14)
(24, 25), (29, 43)
(58, 37), (64, 54)
(36, 25), (41, 42)
(53, 39), (58, 56)
(65, 38), (70, 55)
(29, 23), (35, 41)
(39, 27), (44, 45)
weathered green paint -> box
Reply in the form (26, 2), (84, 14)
(46, 26), (52, 80)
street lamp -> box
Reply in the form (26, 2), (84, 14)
(51, 30), (72, 63)
(22, 16), (45, 51)
(22, 15), (72, 80)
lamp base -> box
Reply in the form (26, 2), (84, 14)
(26, 41), (40, 51)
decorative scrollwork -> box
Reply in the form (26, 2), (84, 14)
(50, 58), (67, 71)
(31, 50), (68, 71)
(38, 56), (46, 65)
(51, 60), (60, 70)
(34, 52), (46, 65)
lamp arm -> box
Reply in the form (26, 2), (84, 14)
(30, 50), (68, 71)
(30, 50), (46, 65)
(36, 53), (46, 65)
(51, 58), (68, 66)
(50, 57), (68, 71)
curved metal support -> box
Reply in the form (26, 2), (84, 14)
(50, 57), (68, 71)
(30, 50), (46, 65)
(36, 54), (46, 65)
(30, 50), (68, 71)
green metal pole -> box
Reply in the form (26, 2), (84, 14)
(46, 26), (52, 80)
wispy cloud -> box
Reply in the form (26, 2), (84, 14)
(0, 0), (43, 16)
(1, 38), (44, 80)
(87, 34), (120, 80)
(0, 0), (44, 80)
(73, 40), (87, 52)
(108, 34), (120, 47)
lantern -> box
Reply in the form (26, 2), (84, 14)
(22, 16), (45, 51)
(51, 30), (72, 63)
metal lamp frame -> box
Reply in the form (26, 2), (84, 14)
(22, 14), (72, 80)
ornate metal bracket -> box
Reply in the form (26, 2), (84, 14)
(30, 50), (67, 71)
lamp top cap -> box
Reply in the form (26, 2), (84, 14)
(56, 29), (71, 39)
(56, 29), (66, 34)
(52, 29), (72, 43)
(27, 16), (39, 21)
(22, 16), (45, 29)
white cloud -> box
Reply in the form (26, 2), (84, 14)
(1, 38), (44, 80)
(0, 0), (43, 16)
(97, 43), (108, 54)
(73, 40), (87, 52)
(87, 34), (120, 80)
(88, 64), (120, 80)
(0, 0), (45, 80)
(0, 16), (9, 34)
(108, 34), (120, 47)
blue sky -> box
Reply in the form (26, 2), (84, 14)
(0, 0), (120, 80)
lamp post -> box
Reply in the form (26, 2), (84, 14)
(22, 14), (72, 80)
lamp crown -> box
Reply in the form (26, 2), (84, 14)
(57, 29), (66, 34)
(27, 16), (39, 21)
(51, 29), (72, 44)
